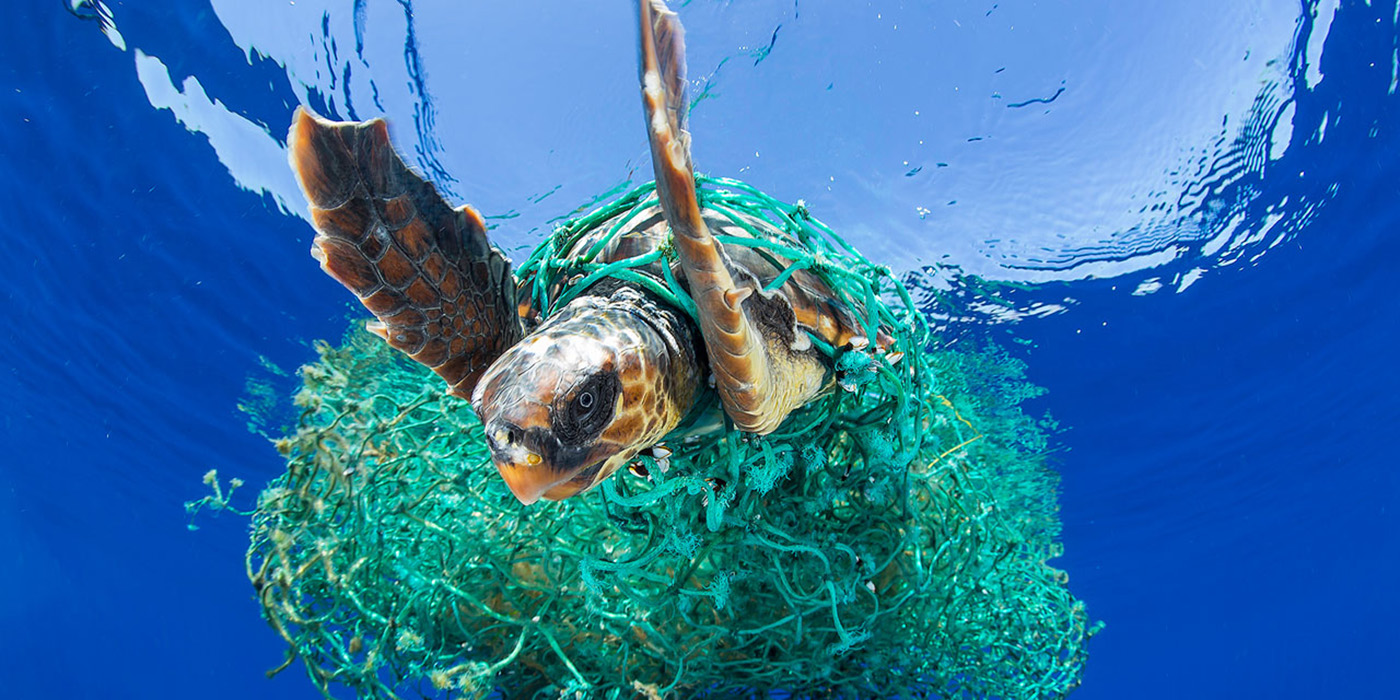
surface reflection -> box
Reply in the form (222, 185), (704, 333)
(97, 0), (1363, 319)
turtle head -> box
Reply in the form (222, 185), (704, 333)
(471, 296), (685, 504)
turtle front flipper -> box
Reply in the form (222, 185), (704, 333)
(289, 108), (522, 400)
(639, 0), (829, 434)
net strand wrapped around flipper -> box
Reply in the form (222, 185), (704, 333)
(247, 176), (1095, 699)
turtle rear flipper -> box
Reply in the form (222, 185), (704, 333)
(289, 108), (522, 400)
(640, 0), (830, 434)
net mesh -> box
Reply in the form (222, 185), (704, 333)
(240, 176), (1096, 698)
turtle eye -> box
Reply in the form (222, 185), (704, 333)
(553, 372), (620, 446)
(568, 388), (601, 425)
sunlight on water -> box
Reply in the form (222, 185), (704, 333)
(66, 0), (124, 50)
(100, 0), (1341, 315)
(134, 50), (305, 219)
(1304, 0), (1340, 89)
(210, 0), (462, 196)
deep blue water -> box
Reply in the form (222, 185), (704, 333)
(2, 1), (1396, 698)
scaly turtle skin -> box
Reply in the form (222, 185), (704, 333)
(289, 0), (877, 504)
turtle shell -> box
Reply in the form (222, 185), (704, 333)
(516, 186), (873, 355)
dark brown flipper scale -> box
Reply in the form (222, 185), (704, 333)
(640, 0), (831, 435)
(288, 108), (522, 400)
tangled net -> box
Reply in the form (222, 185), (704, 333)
(243, 176), (1096, 698)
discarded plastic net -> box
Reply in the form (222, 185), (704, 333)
(245, 176), (1096, 698)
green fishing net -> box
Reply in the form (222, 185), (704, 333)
(241, 176), (1096, 698)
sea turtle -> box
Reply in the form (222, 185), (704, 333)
(288, 0), (882, 505)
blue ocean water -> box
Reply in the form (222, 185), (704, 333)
(2, 0), (1395, 698)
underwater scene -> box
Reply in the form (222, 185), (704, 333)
(2, 0), (1396, 698)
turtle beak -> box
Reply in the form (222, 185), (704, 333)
(495, 461), (591, 505)
(495, 461), (557, 506)
(485, 420), (562, 505)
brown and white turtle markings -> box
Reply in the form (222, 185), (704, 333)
(288, 0), (874, 505)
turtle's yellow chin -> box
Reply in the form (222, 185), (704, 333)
(494, 448), (628, 505)
(494, 459), (564, 506)
(542, 481), (587, 501)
